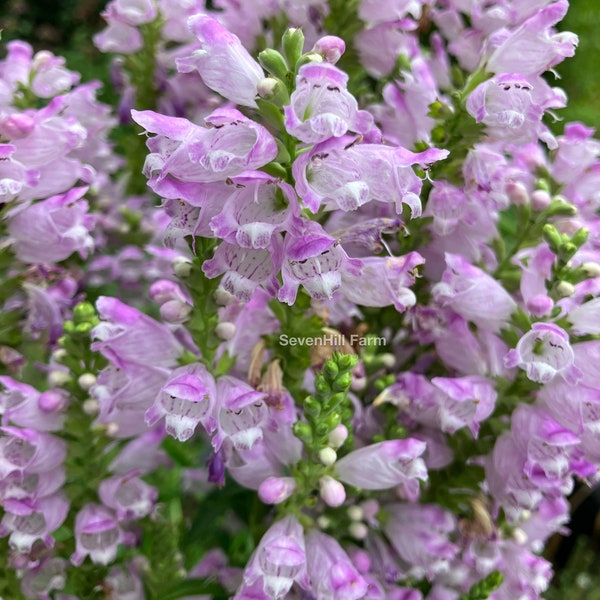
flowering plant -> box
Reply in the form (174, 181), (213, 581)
(0, 1), (598, 599)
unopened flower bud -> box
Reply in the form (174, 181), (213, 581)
(172, 257), (192, 278)
(82, 398), (100, 415)
(328, 424), (348, 449)
(215, 322), (236, 341)
(556, 281), (575, 298)
(380, 353), (396, 368)
(317, 515), (331, 529)
(77, 373), (97, 391)
(258, 476), (297, 504)
(319, 476), (346, 507)
(106, 422), (120, 436)
(582, 261), (600, 277)
(350, 376), (367, 391)
(48, 370), (71, 387)
(38, 390), (64, 412)
(51, 348), (68, 362)
(348, 522), (368, 540)
(506, 181), (529, 206)
(258, 49), (289, 79)
(257, 77), (279, 98)
(526, 294), (554, 318)
(214, 288), (236, 306)
(283, 27), (305, 66)
(311, 35), (345, 64)
(160, 300), (192, 324)
(531, 189), (551, 211)
(319, 447), (337, 466)
(347, 505), (363, 522)
(0, 114), (35, 139)
(512, 528), (528, 545)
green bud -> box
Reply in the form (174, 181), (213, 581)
(73, 302), (96, 324)
(542, 224), (561, 254)
(546, 197), (578, 217)
(303, 396), (321, 418)
(323, 360), (339, 381)
(535, 178), (550, 192)
(558, 241), (578, 263)
(62, 321), (75, 334)
(315, 422), (330, 438)
(258, 49), (289, 80)
(331, 372), (352, 392)
(295, 52), (323, 71)
(571, 227), (589, 248)
(337, 353), (358, 372)
(256, 77), (290, 107)
(323, 412), (342, 431)
(74, 322), (93, 335)
(324, 392), (347, 411)
(314, 376), (330, 395)
(431, 125), (446, 144)
(389, 424), (408, 439)
(293, 421), (313, 445)
(282, 28), (305, 68)
(395, 53), (411, 73)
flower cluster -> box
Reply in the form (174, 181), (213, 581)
(0, 1), (598, 599)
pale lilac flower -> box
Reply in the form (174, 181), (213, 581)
(92, 296), (184, 369)
(94, 19), (144, 53)
(20, 556), (67, 600)
(8, 187), (94, 264)
(466, 74), (543, 144)
(203, 238), (283, 302)
(209, 172), (301, 250)
(109, 427), (170, 475)
(319, 475), (346, 507)
(432, 253), (517, 332)
(358, 0), (423, 25)
(284, 63), (373, 143)
(335, 439), (427, 492)
(238, 515), (309, 599)
(305, 530), (368, 600)
(98, 471), (158, 521)
(145, 363), (217, 442)
(485, 1), (577, 77)
(431, 376), (497, 437)
(0, 493), (69, 553)
(104, 564), (145, 600)
(383, 503), (458, 579)
(0, 427), (66, 479)
(71, 504), (126, 566)
(0, 377), (65, 431)
(567, 297), (600, 335)
(112, 0), (157, 25)
(340, 253), (424, 311)
(505, 323), (582, 385)
(177, 14), (264, 108)
(131, 107), (277, 186)
(293, 136), (448, 215)
(212, 376), (268, 452)
(279, 221), (361, 304)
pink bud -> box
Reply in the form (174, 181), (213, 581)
(506, 181), (529, 206)
(327, 424), (348, 449)
(312, 36), (346, 64)
(531, 189), (551, 211)
(258, 476), (297, 504)
(160, 300), (192, 324)
(526, 294), (554, 317)
(38, 390), (64, 412)
(0, 114), (35, 139)
(319, 476), (346, 507)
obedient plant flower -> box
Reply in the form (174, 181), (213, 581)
(293, 136), (448, 215)
(466, 74), (543, 145)
(505, 322), (582, 384)
(258, 476), (297, 505)
(145, 363), (218, 442)
(484, 0), (577, 77)
(284, 62), (373, 143)
(8, 187), (95, 264)
(305, 530), (369, 600)
(203, 238), (283, 302)
(98, 471), (158, 521)
(279, 221), (361, 304)
(0, 493), (69, 553)
(20, 556), (67, 600)
(212, 376), (268, 452)
(92, 296), (184, 369)
(209, 172), (301, 250)
(0, 427), (66, 480)
(131, 107), (277, 187)
(71, 504), (127, 566)
(237, 515), (309, 599)
(383, 503), (458, 579)
(340, 253), (425, 311)
(335, 439), (428, 496)
(432, 253), (517, 332)
(177, 14), (265, 108)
